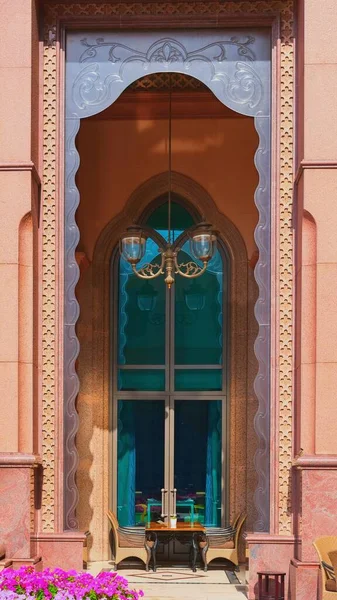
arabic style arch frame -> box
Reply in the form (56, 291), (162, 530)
(64, 30), (271, 533)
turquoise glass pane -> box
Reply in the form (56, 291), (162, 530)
(118, 241), (165, 365)
(174, 369), (222, 391)
(117, 400), (165, 527)
(145, 198), (195, 243)
(118, 369), (165, 391)
(175, 242), (223, 365)
(174, 400), (222, 527)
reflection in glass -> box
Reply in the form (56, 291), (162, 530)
(137, 281), (158, 312)
(117, 400), (165, 527)
(184, 280), (206, 312)
(118, 369), (165, 391)
(174, 400), (222, 527)
(174, 369), (222, 391)
(118, 241), (165, 365)
(175, 242), (223, 366)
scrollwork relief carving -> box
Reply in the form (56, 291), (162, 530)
(72, 63), (122, 110)
(70, 34), (263, 117)
(72, 57), (263, 112)
(213, 62), (263, 109)
(80, 35), (256, 64)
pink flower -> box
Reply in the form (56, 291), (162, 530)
(0, 567), (143, 600)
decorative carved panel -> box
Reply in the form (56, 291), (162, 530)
(278, 3), (294, 535)
(67, 30), (269, 119)
(42, 0), (294, 536)
(42, 11), (57, 531)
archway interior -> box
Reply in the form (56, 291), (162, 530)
(75, 74), (258, 264)
(74, 73), (259, 559)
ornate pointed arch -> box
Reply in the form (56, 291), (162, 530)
(87, 172), (249, 551)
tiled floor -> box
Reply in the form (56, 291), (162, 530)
(87, 562), (248, 599)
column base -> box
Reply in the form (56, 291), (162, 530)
(11, 556), (43, 571)
(290, 558), (319, 600)
(0, 558), (13, 572)
(31, 532), (88, 571)
(0, 453), (41, 566)
(246, 533), (297, 599)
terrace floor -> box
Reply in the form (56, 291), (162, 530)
(87, 561), (248, 600)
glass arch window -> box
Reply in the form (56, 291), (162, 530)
(113, 196), (228, 531)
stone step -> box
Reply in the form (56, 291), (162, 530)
(10, 556), (43, 571)
(0, 558), (13, 572)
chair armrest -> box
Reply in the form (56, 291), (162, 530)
(322, 560), (336, 580)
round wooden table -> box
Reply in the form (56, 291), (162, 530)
(257, 571), (285, 600)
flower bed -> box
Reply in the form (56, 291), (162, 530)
(0, 566), (144, 600)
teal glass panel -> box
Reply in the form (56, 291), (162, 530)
(174, 369), (222, 391)
(118, 240), (165, 365)
(175, 242), (223, 365)
(117, 400), (165, 527)
(118, 369), (165, 391)
(174, 400), (222, 527)
(145, 197), (195, 243)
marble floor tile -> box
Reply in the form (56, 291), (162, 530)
(87, 561), (248, 598)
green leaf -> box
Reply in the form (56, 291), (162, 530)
(48, 583), (59, 596)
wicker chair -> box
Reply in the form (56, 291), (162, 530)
(231, 512), (241, 532)
(107, 510), (154, 571)
(200, 512), (246, 571)
(313, 536), (337, 599)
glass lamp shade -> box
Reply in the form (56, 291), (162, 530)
(120, 228), (147, 264)
(190, 223), (217, 262)
(137, 281), (158, 312)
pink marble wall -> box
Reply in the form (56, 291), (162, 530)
(301, 468), (337, 562)
(0, 467), (31, 558)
